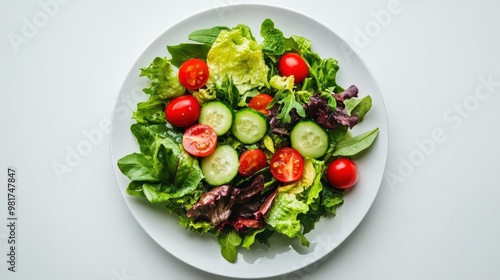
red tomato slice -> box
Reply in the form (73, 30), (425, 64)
(238, 149), (268, 177)
(178, 58), (209, 90)
(270, 147), (304, 183)
(326, 158), (358, 190)
(165, 95), (201, 127)
(278, 53), (309, 84)
(248, 93), (274, 116)
(182, 124), (217, 157)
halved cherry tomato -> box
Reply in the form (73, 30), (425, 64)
(238, 149), (267, 177)
(278, 53), (309, 84)
(270, 147), (304, 183)
(182, 124), (217, 157)
(178, 58), (209, 90)
(248, 93), (274, 116)
(326, 158), (358, 190)
(165, 95), (201, 127)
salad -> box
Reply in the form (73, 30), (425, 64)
(117, 18), (379, 263)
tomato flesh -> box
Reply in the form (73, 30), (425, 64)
(278, 53), (309, 84)
(326, 158), (358, 190)
(178, 58), (209, 90)
(270, 147), (304, 183)
(182, 124), (217, 157)
(238, 149), (268, 177)
(165, 95), (201, 127)
(248, 93), (274, 116)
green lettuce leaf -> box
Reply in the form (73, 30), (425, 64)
(206, 25), (269, 94)
(139, 57), (185, 99)
(132, 97), (166, 124)
(267, 192), (308, 238)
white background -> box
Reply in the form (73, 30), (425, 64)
(1, 0), (500, 279)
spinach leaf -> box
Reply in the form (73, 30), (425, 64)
(117, 153), (157, 181)
(332, 127), (379, 157)
(344, 95), (373, 122)
(167, 43), (212, 68)
(188, 26), (229, 44)
(218, 230), (242, 263)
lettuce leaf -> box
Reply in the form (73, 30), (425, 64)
(206, 25), (269, 94)
(266, 192), (308, 238)
(139, 57), (185, 99)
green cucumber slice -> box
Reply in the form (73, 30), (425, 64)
(198, 101), (234, 136)
(290, 120), (329, 158)
(231, 108), (268, 144)
(201, 145), (239, 186)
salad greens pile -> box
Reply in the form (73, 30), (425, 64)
(117, 18), (379, 263)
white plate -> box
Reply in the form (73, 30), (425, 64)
(110, 3), (388, 279)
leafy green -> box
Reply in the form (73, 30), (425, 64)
(267, 192), (309, 238)
(242, 228), (266, 249)
(166, 43), (212, 68)
(332, 127), (379, 157)
(188, 26), (230, 45)
(139, 57), (185, 99)
(218, 230), (242, 263)
(321, 187), (344, 215)
(132, 97), (166, 124)
(260, 18), (286, 55)
(117, 153), (157, 181)
(344, 95), (373, 121)
(214, 75), (240, 109)
(309, 58), (341, 92)
(205, 25), (269, 94)
(269, 90), (306, 124)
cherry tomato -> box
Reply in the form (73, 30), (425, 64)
(248, 93), (274, 116)
(165, 95), (201, 127)
(326, 158), (358, 190)
(182, 124), (217, 157)
(178, 58), (209, 90)
(278, 53), (309, 84)
(270, 147), (304, 183)
(238, 149), (267, 177)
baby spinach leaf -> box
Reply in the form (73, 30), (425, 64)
(218, 230), (242, 263)
(167, 43), (212, 68)
(188, 26), (229, 45)
(117, 153), (157, 181)
(332, 127), (379, 157)
(344, 95), (373, 122)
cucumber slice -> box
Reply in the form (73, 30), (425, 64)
(290, 120), (329, 158)
(201, 145), (239, 186)
(198, 101), (234, 136)
(231, 108), (268, 144)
